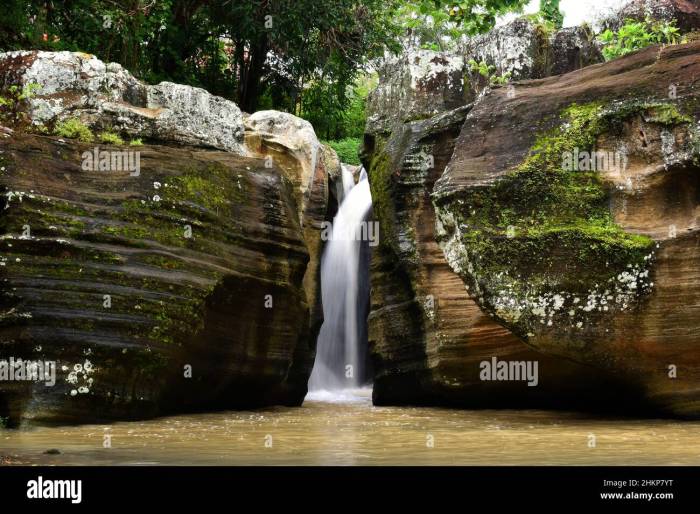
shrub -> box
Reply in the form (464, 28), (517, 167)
(598, 17), (683, 61)
(99, 131), (125, 145)
(323, 138), (361, 165)
(54, 118), (94, 142)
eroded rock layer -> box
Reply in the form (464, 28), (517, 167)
(433, 41), (700, 416)
(0, 50), (339, 425)
(364, 104), (643, 409)
(0, 127), (324, 425)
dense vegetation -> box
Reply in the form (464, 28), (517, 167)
(597, 16), (683, 60)
(0, 1), (537, 158)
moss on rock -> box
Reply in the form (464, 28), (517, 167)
(435, 100), (692, 337)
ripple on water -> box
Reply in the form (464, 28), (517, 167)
(2, 397), (700, 465)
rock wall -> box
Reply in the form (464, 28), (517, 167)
(433, 41), (700, 417)
(461, 20), (602, 93)
(365, 18), (603, 138)
(364, 20), (700, 416)
(364, 102), (642, 410)
(601, 0), (700, 34)
(0, 51), (337, 425)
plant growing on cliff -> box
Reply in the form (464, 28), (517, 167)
(468, 59), (512, 85)
(99, 131), (125, 146)
(598, 17), (683, 61)
(0, 83), (41, 128)
(54, 118), (94, 143)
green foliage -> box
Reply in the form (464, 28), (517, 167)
(0, 0), (35, 50)
(323, 138), (362, 165)
(0, 83), (41, 127)
(54, 118), (94, 142)
(538, 0), (563, 29)
(0, 1), (530, 141)
(396, 0), (529, 49)
(598, 17), (683, 61)
(302, 74), (376, 140)
(98, 131), (125, 145)
(129, 138), (144, 146)
(468, 59), (512, 85)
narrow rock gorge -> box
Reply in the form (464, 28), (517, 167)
(1, 6), (699, 427)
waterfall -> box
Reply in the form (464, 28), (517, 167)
(308, 166), (372, 392)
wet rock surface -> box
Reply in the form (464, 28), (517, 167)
(0, 132), (319, 425)
(0, 52), (336, 426)
(433, 41), (700, 417)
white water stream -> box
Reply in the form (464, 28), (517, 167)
(308, 166), (372, 393)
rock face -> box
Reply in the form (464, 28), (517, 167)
(462, 20), (602, 93)
(0, 52), (335, 425)
(365, 7), (700, 415)
(366, 19), (603, 137)
(433, 41), (700, 417)
(244, 110), (342, 381)
(364, 102), (642, 410)
(363, 19), (619, 411)
(364, 49), (465, 137)
(603, 0), (700, 34)
(0, 51), (246, 154)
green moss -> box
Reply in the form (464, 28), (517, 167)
(170, 165), (240, 212)
(54, 118), (94, 143)
(367, 138), (396, 254)
(437, 99), (692, 330)
(641, 103), (693, 125)
(137, 253), (185, 270)
(466, 100), (693, 247)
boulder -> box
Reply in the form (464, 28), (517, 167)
(602, 0), (700, 34)
(365, 19), (604, 137)
(0, 53), (336, 425)
(433, 41), (700, 417)
(0, 51), (246, 154)
(462, 20), (603, 100)
(364, 49), (465, 136)
(364, 104), (642, 409)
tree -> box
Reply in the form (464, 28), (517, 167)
(1, 1), (530, 117)
(539, 0), (563, 29)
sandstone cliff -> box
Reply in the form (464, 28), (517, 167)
(434, 41), (700, 417)
(364, 24), (700, 416)
(0, 51), (338, 425)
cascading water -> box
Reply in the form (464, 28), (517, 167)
(308, 166), (372, 393)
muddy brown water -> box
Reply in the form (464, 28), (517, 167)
(2, 390), (699, 465)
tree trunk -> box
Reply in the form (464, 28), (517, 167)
(239, 37), (268, 113)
